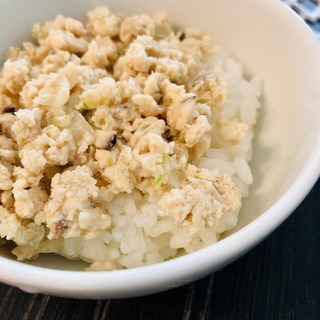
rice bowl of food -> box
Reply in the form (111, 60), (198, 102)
(0, 0), (319, 298)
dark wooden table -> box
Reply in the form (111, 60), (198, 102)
(0, 179), (319, 320)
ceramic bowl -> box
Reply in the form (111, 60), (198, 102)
(0, 0), (320, 299)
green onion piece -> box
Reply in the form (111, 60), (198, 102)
(155, 174), (163, 187)
(83, 102), (91, 110)
(157, 153), (168, 165)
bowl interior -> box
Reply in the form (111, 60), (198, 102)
(0, 0), (320, 297)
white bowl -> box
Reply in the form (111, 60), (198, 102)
(0, 0), (320, 299)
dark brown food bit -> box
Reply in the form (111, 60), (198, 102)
(54, 218), (68, 237)
(106, 134), (117, 150)
(162, 128), (172, 141)
(179, 31), (186, 41)
(81, 109), (91, 118)
(3, 107), (16, 114)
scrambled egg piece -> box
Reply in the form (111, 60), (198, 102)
(0, 7), (251, 268)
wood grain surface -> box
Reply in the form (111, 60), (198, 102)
(0, 179), (319, 320)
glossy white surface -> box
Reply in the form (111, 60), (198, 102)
(0, 0), (320, 299)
